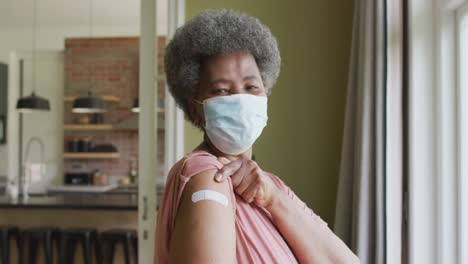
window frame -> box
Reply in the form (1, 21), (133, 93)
(455, 2), (468, 263)
(408, 0), (468, 263)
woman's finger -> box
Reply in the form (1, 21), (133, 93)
(217, 157), (230, 165)
(254, 188), (265, 202)
(215, 158), (244, 182)
(233, 162), (259, 193)
(231, 160), (252, 189)
(242, 183), (260, 204)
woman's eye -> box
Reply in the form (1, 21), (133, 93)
(213, 88), (228, 94)
(246, 85), (258, 91)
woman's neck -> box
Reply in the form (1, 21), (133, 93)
(195, 134), (252, 161)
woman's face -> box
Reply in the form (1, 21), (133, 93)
(190, 52), (266, 126)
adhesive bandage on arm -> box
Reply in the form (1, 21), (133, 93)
(191, 190), (229, 207)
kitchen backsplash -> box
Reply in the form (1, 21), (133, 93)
(64, 37), (166, 180)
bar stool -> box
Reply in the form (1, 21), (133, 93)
(0, 226), (21, 264)
(20, 227), (60, 264)
(59, 228), (100, 264)
(100, 229), (137, 264)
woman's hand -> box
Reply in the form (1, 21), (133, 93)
(215, 157), (280, 208)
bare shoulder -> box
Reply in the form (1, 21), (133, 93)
(169, 168), (236, 263)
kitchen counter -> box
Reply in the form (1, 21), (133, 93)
(0, 192), (139, 210)
(0, 182), (165, 210)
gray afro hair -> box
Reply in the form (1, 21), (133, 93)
(165, 9), (281, 121)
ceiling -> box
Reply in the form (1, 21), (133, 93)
(0, 0), (166, 30)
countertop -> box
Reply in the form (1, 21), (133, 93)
(0, 180), (164, 211)
(0, 192), (139, 210)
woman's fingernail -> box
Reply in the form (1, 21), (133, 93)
(215, 173), (223, 182)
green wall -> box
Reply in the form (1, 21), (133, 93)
(184, 0), (354, 225)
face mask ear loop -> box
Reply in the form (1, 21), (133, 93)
(193, 98), (204, 105)
(192, 98), (206, 129)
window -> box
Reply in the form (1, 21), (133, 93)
(408, 0), (468, 263)
(457, 3), (468, 262)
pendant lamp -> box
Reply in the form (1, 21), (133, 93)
(17, 92), (50, 113)
(71, 0), (105, 114)
(72, 91), (106, 113)
(16, 0), (51, 113)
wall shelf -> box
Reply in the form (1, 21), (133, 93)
(64, 124), (113, 131)
(64, 152), (120, 159)
(64, 95), (120, 103)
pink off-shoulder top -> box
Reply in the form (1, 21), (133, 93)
(155, 150), (326, 263)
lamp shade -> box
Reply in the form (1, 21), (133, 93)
(16, 92), (50, 113)
(72, 92), (106, 113)
(131, 97), (139, 113)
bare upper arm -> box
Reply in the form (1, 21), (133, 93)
(169, 169), (236, 263)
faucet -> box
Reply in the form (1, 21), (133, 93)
(20, 136), (45, 198)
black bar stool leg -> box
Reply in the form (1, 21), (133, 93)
(132, 237), (138, 263)
(17, 233), (24, 264)
(94, 236), (102, 264)
(60, 235), (72, 264)
(101, 240), (109, 264)
(82, 236), (92, 264)
(123, 239), (131, 264)
(68, 239), (77, 264)
(43, 233), (53, 264)
(20, 228), (60, 264)
(0, 232), (8, 264)
(100, 229), (137, 264)
(28, 237), (38, 264)
(58, 234), (67, 264)
(107, 242), (116, 264)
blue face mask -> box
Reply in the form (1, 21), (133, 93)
(196, 94), (268, 155)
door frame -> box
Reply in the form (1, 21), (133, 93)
(137, 0), (185, 262)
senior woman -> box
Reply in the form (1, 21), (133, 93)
(155, 9), (359, 264)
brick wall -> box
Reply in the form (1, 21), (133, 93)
(64, 37), (165, 182)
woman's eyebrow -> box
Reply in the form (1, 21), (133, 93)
(243, 75), (260, 81)
(210, 79), (230, 86)
(209, 76), (259, 86)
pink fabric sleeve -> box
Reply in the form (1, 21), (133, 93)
(180, 154), (222, 179)
(155, 152), (237, 264)
(177, 153), (237, 215)
(173, 152), (236, 222)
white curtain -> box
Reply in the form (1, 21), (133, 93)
(334, 0), (391, 263)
